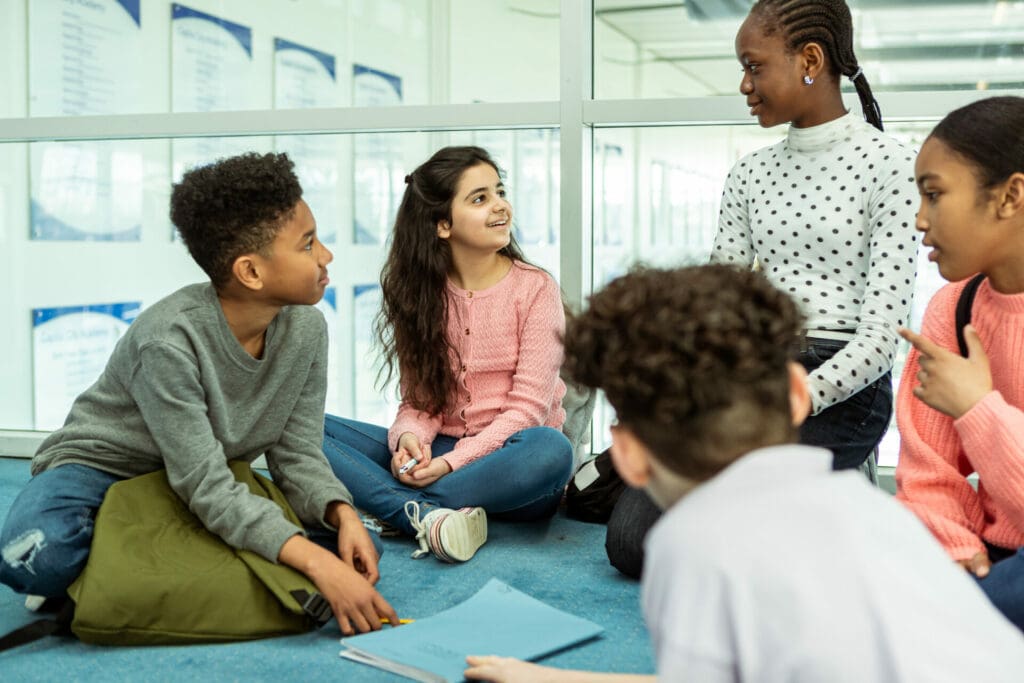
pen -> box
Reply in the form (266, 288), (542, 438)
(380, 618), (415, 624)
(398, 458), (418, 475)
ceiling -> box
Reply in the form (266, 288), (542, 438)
(594, 0), (1024, 94)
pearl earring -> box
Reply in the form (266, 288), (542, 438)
(803, 74), (814, 85)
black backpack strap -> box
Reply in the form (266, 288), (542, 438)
(0, 599), (73, 652)
(955, 274), (986, 357)
(290, 589), (332, 627)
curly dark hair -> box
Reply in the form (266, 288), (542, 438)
(751, 0), (884, 131)
(377, 146), (528, 415)
(563, 264), (805, 481)
(170, 152), (303, 289)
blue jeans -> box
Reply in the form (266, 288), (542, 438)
(0, 463), (376, 598)
(0, 464), (121, 597)
(322, 416), (574, 537)
(979, 543), (1024, 632)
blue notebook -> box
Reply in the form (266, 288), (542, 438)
(339, 578), (604, 682)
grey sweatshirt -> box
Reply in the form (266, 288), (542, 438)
(33, 283), (353, 562)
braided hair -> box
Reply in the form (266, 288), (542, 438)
(751, 0), (883, 131)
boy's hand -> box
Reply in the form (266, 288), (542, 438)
(899, 325), (992, 418)
(957, 550), (992, 578)
(329, 502), (381, 584)
(313, 554), (400, 636)
(279, 535), (399, 636)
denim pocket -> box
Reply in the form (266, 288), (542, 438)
(800, 338), (847, 370)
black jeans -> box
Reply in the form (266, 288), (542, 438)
(797, 338), (894, 471)
(605, 337), (894, 580)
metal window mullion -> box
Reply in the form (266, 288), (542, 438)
(559, 0), (594, 311)
(0, 102), (562, 143)
(582, 90), (1024, 128)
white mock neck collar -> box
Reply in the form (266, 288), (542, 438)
(786, 110), (863, 154)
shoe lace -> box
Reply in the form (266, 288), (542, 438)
(404, 501), (432, 559)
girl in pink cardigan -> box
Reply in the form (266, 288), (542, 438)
(322, 146), (572, 563)
(896, 96), (1024, 630)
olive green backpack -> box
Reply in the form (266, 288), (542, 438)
(0, 461), (331, 649)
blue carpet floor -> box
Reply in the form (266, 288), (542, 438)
(0, 457), (652, 682)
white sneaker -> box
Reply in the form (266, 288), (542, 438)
(404, 501), (487, 562)
(24, 595), (47, 612)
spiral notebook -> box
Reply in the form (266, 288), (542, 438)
(339, 578), (604, 682)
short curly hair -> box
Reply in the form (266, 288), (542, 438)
(564, 264), (805, 481)
(170, 152), (303, 289)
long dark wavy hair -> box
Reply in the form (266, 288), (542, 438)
(377, 146), (528, 415)
(751, 0), (884, 131)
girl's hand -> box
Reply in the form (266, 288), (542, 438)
(391, 433), (432, 479)
(404, 456), (451, 488)
(899, 325), (992, 419)
(957, 550), (992, 578)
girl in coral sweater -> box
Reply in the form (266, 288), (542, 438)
(322, 146), (573, 563)
(896, 96), (1024, 631)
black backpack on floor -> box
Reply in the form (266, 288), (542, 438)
(565, 449), (626, 524)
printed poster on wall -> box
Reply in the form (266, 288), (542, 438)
(28, 0), (144, 241)
(171, 4), (262, 219)
(352, 65), (403, 245)
(32, 302), (141, 431)
(314, 287), (341, 415)
(274, 38), (342, 244)
(352, 284), (395, 426)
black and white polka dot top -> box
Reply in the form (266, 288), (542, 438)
(712, 111), (919, 413)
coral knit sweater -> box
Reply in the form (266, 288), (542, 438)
(388, 261), (567, 471)
(896, 277), (1024, 560)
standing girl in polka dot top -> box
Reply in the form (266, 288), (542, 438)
(321, 146), (573, 564)
(603, 0), (919, 581)
(713, 0), (919, 470)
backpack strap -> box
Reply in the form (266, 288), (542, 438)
(289, 589), (333, 627)
(0, 599), (73, 652)
(955, 274), (986, 357)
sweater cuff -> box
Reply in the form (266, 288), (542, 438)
(252, 517), (305, 564)
(388, 424), (435, 454)
(442, 450), (475, 472)
(946, 542), (987, 563)
(313, 484), (355, 530)
(954, 391), (1006, 450)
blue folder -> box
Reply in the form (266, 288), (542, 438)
(339, 577), (605, 682)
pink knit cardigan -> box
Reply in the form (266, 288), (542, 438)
(388, 261), (567, 471)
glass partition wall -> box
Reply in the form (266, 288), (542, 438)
(2, 0), (1022, 468)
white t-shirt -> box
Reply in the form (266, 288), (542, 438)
(712, 112), (919, 413)
(642, 444), (1024, 682)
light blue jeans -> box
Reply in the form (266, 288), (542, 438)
(322, 416), (574, 537)
(0, 464), (120, 597)
(0, 463), (378, 598)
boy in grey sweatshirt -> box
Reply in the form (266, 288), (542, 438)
(0, 152), (399, 634)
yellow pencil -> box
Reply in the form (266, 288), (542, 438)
(379, 618), (415, 624)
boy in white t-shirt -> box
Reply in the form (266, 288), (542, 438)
(465, 264), (1024, 683)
